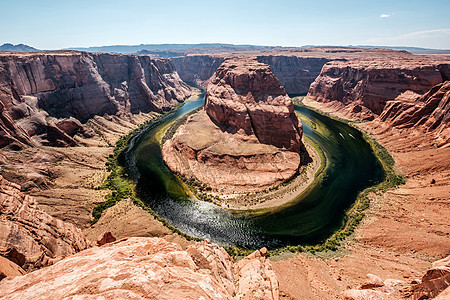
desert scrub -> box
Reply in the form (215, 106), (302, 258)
(260, 122), (405, 257)
(90, 109), (203, 243)
(225, 106), (406, 259)
(91, 111), (174, 224)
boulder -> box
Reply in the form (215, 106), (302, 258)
(410, 262), (450, 300)
(342, 289), (386, 300)
(0, 256), (25, 281)
(234, 248), (279, 300)
(360, 273), (385, 289)
(97, 232), (116, 246)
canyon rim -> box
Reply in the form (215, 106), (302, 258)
(1, 1), (450, 298)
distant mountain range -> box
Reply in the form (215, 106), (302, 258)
(352, 45), (450, 54)
(0, 43), (39, 52)
(62, 43), (450, 55)
(65, 43), (291, 54)
(1, 42), (449, 55)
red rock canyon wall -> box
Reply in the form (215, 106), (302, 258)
(0, 52), (193, 148)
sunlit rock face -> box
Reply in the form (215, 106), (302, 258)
(163, 58), (303, 193)
(0, 175), (88, 271)
(0, 237), (279, 299)
(0, 52), (192, 148)
(307, 58), (447, 120)
(205, 58), (302, 152)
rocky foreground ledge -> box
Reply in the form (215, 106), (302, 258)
(162, 58), (309, 201)
(0, 237), (279, 299)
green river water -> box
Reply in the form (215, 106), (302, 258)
(122, 94), (384, 249)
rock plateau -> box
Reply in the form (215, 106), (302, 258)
(163, 58), (303, 193)
(1, 46), (450, 299)
(307, 57), (448, 120)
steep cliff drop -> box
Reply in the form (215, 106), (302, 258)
(171, 53), (331, 93)
(256, 55), (330, 94)
(306, 57), (448, 120)
(380, 80), (450, 144)
(0, 51), (193, 148)
(162, 58), (304, 200)
(305, 54), (450, 145)
(172, 54), (225, 86)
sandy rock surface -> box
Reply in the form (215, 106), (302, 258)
(0, 175), (88, 271)
(0, 237), (279, 300)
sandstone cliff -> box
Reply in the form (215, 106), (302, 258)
(0, 175), (88, 271)
(380, 81), (450, 143)
(205, 59), (302, 152)
(307, 59), (448, 120)
(0, 51), (192, 148)
(172, 54), (330, 95)
(172, 54), (225, 86)
(256, 55), (330, 94)
(163, 59), (303, 194)
(0, 237), (279, 299)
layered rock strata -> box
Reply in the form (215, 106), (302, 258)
(163, 59), (303, 193)
(205, 59), (303, 152)
(0, 175), (88, 271)
(0, 237), (279, 299)
(0, 256), (25, 281)
(172, 55), (225, 86)
(172, 54), (330, 94)
(380, 81), (450, 143)
(307, 59), (448, 120)
(408, 255), (450, 300)
(0, 51), (192, 148)
(256, 55), (330, 94)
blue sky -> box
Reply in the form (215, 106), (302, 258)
(1, 0), (449, 49)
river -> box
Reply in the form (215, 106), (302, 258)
(122, 93), (384, 249)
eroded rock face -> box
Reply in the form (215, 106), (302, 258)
(0, 256), (25, 281)
(307, 59), (446, 119)
(235, 247), (279, 300)
(205, 59), (302, 152)
(380, 81), (450, 143)
(172, 55), (225, 86)
(0, 237), (279, 299)
(256, 55), (330, 94)
(0, 52), (192, 148)
(163, 110), (301, 192)
(163, 59), (303, 193)
(408, 255), (450, 300)
(0, 175), (88, 270)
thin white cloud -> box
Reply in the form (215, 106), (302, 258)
(397, 28), (450, 38)
(380, 14), (391, 18)
(366, 28), (450, 48)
